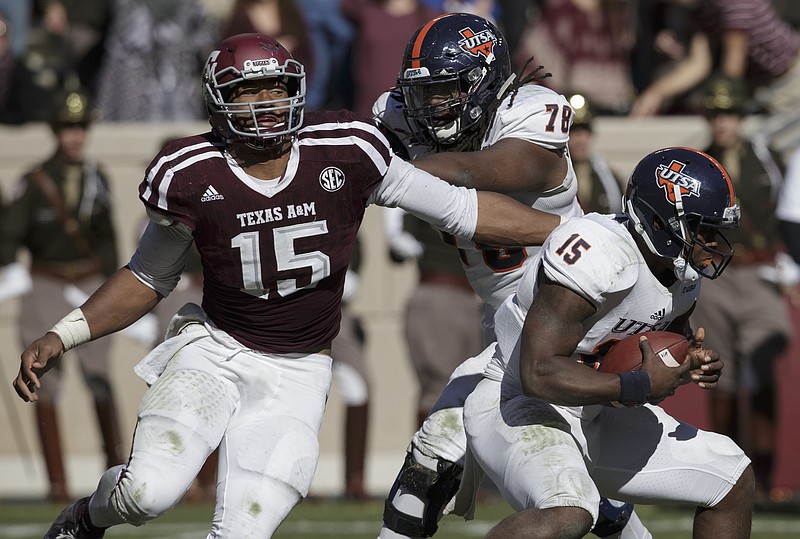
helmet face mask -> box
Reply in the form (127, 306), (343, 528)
(624, 147), (740, 281)
(398, 13), (513, 151)
(203, 33), (306, 148)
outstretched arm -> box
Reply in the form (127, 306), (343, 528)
(473, 191), (562, 246)
(372, 155), (563, 247)
(411, 138), (568, 193)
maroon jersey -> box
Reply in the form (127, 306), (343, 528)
(139, 110), (390, 353)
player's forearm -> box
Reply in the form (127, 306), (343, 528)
(412, 151), (481, 189)
(80, 267), (160, 340)
(412, 140), (563, 193)
(521, 356), (623, 405)
(518, 281), (613, 404)
(473, 191), (561, 246)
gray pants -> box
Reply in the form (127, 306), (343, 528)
(20, 274), (112, 401)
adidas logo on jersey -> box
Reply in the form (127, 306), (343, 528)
(201, 185), (224, 202)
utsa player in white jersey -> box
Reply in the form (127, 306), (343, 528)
(14, 34), (565, 539)
(463, 147), (753, 538)
(374, 13), (650, 539)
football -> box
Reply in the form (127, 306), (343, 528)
(598, 331), (689, 373)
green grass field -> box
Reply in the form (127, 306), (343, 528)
(2, 498), (800, 538)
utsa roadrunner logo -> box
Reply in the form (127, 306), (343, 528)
(656, 160), (701, 204)
(458, 27), (497, 63)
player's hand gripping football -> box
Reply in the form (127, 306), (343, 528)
(12, 332), (66, 402)
(685, 327), (722, 390)
(638, 335), (692, 404)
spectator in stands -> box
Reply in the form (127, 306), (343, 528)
(0, 89), (126, 502)
(565, 92), (623, 213)
(222, 0), (313, 94)
(515, 0), (636, 115)
(496, 0), (542, 66)
(0, 10), (45, 124)
(778, 148), (800, 279)
(690, 75), (793, 505)
(331, 236), (372, 500)
(8, 1), (93, 122)
(384, 208), (484, 428)
(94, 0), (217, 121)
(630, 0), (696, 96)
(439, 0), (495, 19)
(630, 0), (800, 117)
(294, 0), (354, 110)
(341, 0), (437, 115)
(38, 0), (110, 94)
(0, 0), (30, 58)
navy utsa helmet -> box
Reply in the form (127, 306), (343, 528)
(397, 13), (513, 150)
(203, 33), (306, 147)
(624, 147), (739, 281)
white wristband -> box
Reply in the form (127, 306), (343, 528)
(559, 214), (572, 225)
(49, 308), (92, 352)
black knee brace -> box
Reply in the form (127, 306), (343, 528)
(382, 449), (464, 538)
(592, 498), (633, 537)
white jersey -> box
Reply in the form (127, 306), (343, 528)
(486, 213), (701, 386)
(374, 85), (583, 311)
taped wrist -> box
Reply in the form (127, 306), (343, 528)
(618, 371), (650, 406)
(49, 308), (92, 351)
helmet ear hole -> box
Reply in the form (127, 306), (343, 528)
(651, 215), (666, 232)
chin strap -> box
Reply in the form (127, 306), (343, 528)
(670, 183), (699, 282)
(626, 197), (699, 282)
(672, 256), (699, 282)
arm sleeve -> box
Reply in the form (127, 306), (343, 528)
(369, 156), (478, 240)
(127, 218), (194, 297)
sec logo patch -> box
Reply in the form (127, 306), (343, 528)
(319, 167), (345, 192)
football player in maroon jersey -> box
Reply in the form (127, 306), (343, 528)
(14, 33), (566, 539)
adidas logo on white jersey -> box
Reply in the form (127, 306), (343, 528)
(201, 185), (224, 202)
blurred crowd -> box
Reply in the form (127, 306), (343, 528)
(0, 0), (798, 124)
